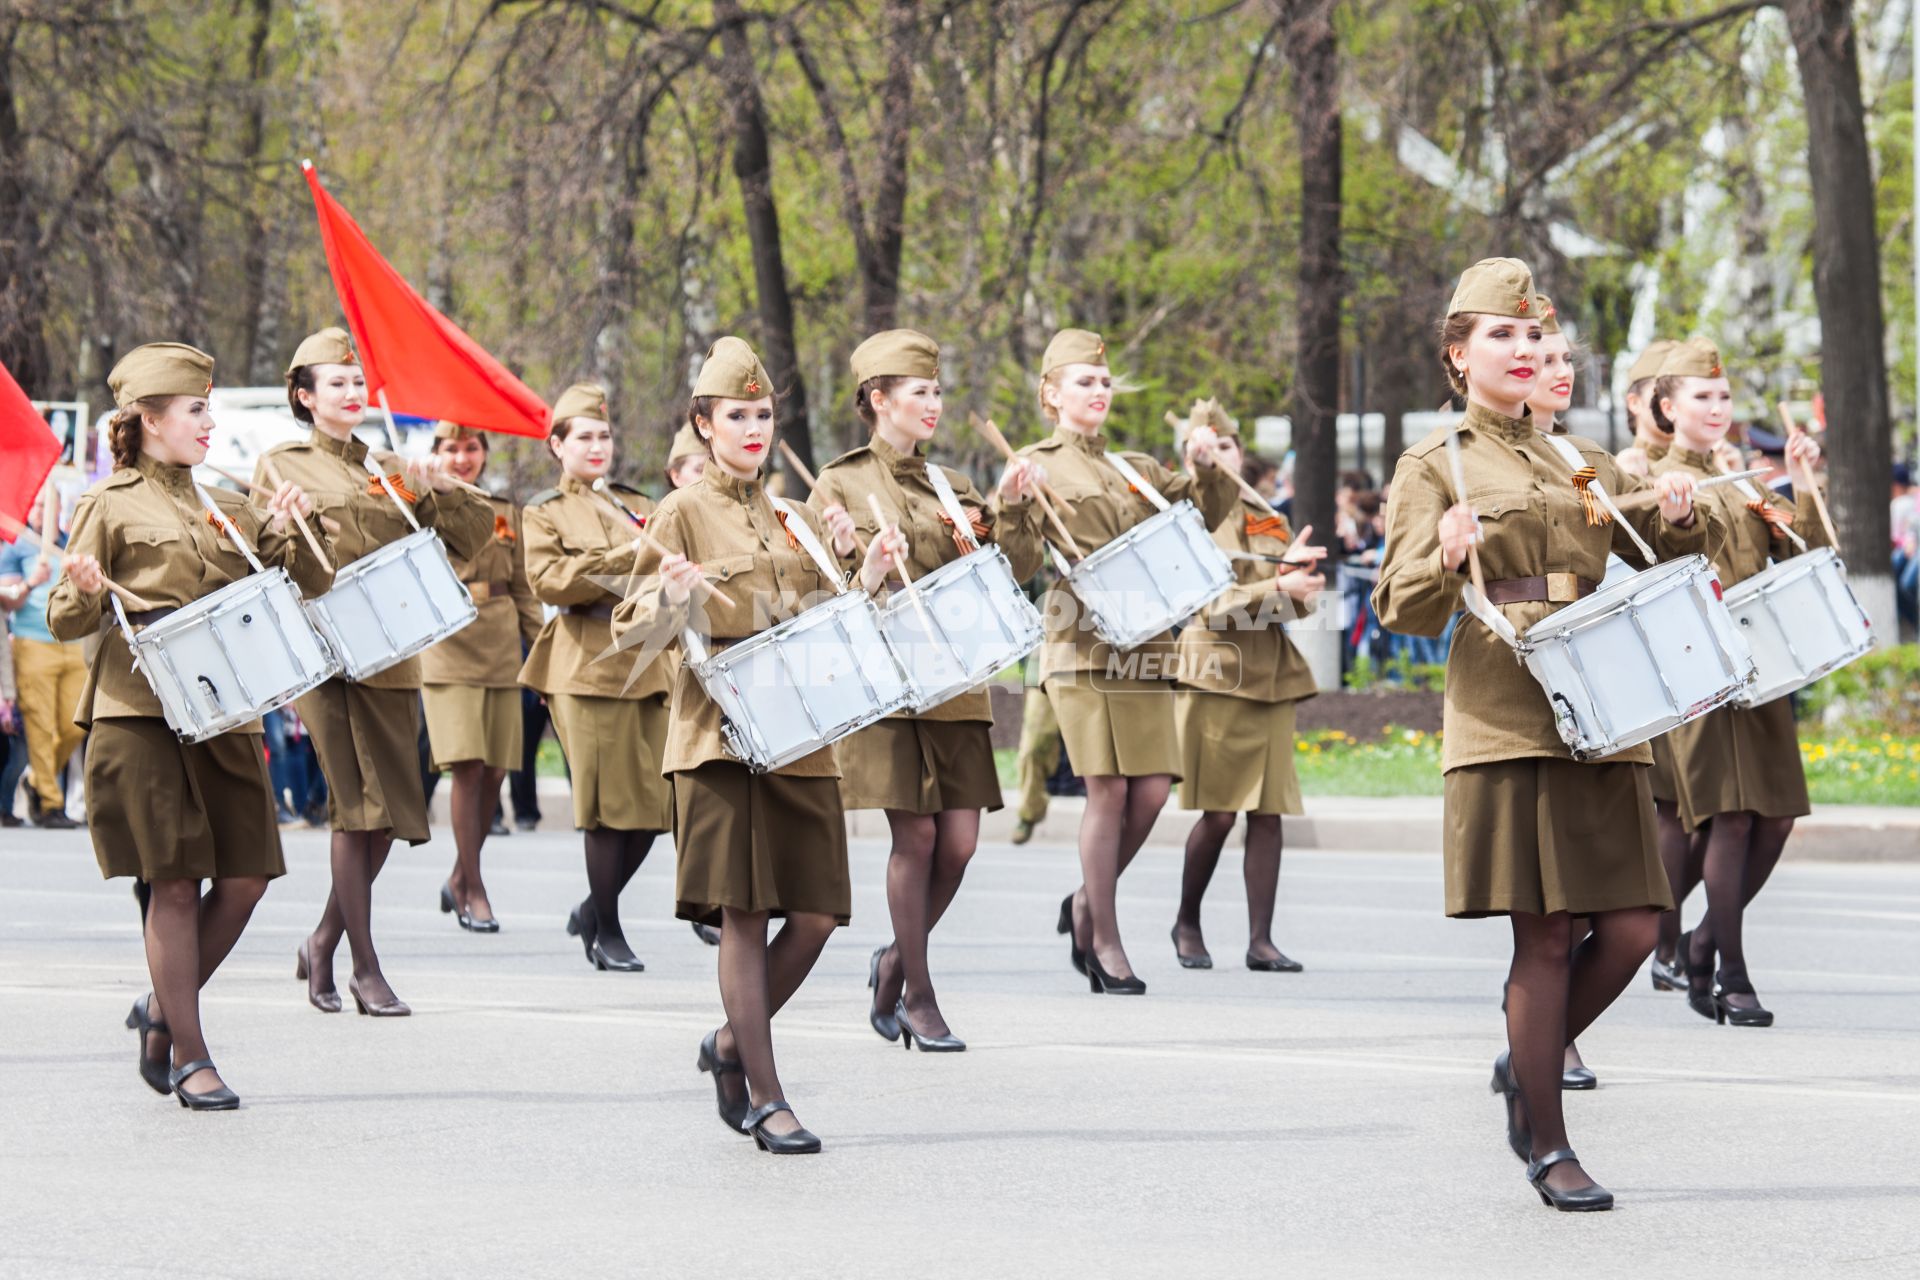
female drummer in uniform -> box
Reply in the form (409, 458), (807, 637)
(614, 337), (903, 1153)
(261, 328), (491, 1017)
(1648, 337), (1826, 1027)
(1373, 260), (1714, 1211)
(50, 342), (332, 1108)
(422, 422), (543, 932)
(1168, 399), (1325, 974)
(997, 329), (1237, 994)
(809, 329), (1043, 1048)
(519, 384), (676, 972)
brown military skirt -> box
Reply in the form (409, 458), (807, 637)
(1176, 692), (1303, 816)
(422, 683), (523, 772)
(548, 692), (672, 831)
(1044, 676), (1182, 779)
(296, 679), (429, 844)
(837, 717), (1003, 814)
(84, 717), (284, 881)
(1669, 697), (1810, 833)
(1442, 757), (1671, 919)
(671, 761), (850, 927)
(1647, 736), (1681, 805)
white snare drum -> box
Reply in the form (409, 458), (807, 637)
(127, 568), (339, 742)
(691, 590), (913, 772)
(304, 528), (477, 681)
(1722, 547), (1873, 707)
(880, 546), (1044, 713)
(1063, 501), (1235, 651)
(1517, 554), (1755, 761)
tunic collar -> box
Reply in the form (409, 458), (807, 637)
(1462, 400), (1534, 446)
(1669, 447), (1717, 471)
(309, 426), (369, 465)
(559, 474), (597, 496)
(702, 464), (764, 502)
(1053, 426), (1108, 455)
(868, 432), (924, 472)
(134, 452), (198, 498)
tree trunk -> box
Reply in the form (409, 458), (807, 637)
(716, 0), (814, 478)
(237, 0), (276, 383)
(1782, 0), (1895, 635)
(864, 0), (917, 334)
(1285, 0), (1343, 688)
(0, 28), (51, 394)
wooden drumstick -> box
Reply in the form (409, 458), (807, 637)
(203, 465), (344, 536)
(776, 439), (818, 492)
(969, 414), (1084, 560)
(258, 456), (335, 574)
(1441, 426), (1491, 608)
(969, 413), (1076, 515)
(590, 478), (738, 610)
(1778, 402), (1840, 550)
(0, 513), (158, 611)
(1165, 409), (1282, 518)
(34, 480), (57, 570)
(865, 493), (938, 635)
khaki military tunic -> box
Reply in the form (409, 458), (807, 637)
(612, 465), (861, 925)
(420, 495), (542, 770)
(994, 426), (1238, 778)
(48, 454), (336, 880)
(810, 433), (1044, 812)
(1652, 447), (1828, 832)
(519, 476), (674, 830)
(1174, 501), (1319, 816)
(1372, 401), (1723, 918)
(256, 427), (491, 840)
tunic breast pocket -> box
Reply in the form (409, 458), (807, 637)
(118, 524), (184, 582)
(703, 552), (758, 585)
(1471, 490), (1544, 574)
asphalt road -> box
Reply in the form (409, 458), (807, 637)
(2, 819), (1916, 1278)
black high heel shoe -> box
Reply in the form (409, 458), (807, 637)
(895, 999), (965, 1052)
(125, 995), (172, 1096)
(1246, 950), (1303, 973)
(590, 939), (645, 972)
(1489, 1050), (1531, 1163)
(1170, 925), (1211, 970)
(1086, 952), (1146, 995)
(1684, 932), (1718, 1021)
(441, 882), (500, 934)
(566, 903), (598, 965)
(1649, 946), (1685, 992)
(691, 921), (721, 946)
(169, 1058), (240, 1112)
(696, 1029), (749, 1133)
(867, 946), (900, 1043)
(1526, 1148), (1614, 1212)
(295, 940), (342, 1014)
(1712, 976), (1775, 1027)
(742, 1101), (821, 1154)
(348, 978), (411, 1017)
(1058, 894), (1086, 977)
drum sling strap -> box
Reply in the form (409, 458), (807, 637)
(925, 462), (982, 554)
(1103, 451), (1173, 513)
(1536, 433), (1657, 566)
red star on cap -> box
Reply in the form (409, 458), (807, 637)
(1709, 363), (1723, 376)
(1516, 297), (1530, 313)
(744, 375), (762, 395)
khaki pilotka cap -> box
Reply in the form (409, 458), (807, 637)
(549, 382), (609, 430)
(850, 329), (940, 385)
(1657, 336), (1725, 380)
(692, 337), (773, 400)
(109, 342), (215, 408)
(433, 420), (480, 441)
(1534, 293), (1563, 336)
(1446, 258), (1536, 318)
(1040, 328), (1107, 376)
(667, 422), (706, 465)
(1191, 396), (1238, 438)
(285, 327), (358, 377)
(1626, 339), (1678, 385)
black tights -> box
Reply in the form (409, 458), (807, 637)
(1066, 774), (1171, 981)
(310, 830), (396, 1004)
(1174, 811), (1285, 962)
(146, 876), (269, 1092)
(581, 827), (657, 961)
(874, 808), (980, 1037)
(1688, 812), (1794, 1005)
(446, 761), (506, 922)
(1653, 799), (1706, 963)
(1506, 907), (1658, 1191)
(714, 908), (837, 1137)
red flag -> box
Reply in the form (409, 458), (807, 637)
(303, 161), (549, 437)
(0, 362), (61, 544)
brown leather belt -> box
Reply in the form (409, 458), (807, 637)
(1483, 574), (1598, 605)
(464, 580), (513, 601)
(562, 601), (615, 621)
(124, 607), (179, 627)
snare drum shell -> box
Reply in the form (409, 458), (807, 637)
(877, 546), (1044, 717)
(1721, 548), (1874, 707)
(305, 529), (477, 683)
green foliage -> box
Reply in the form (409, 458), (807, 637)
(1342, 653), (1445, 692)
(1796, 644), (1920, 736)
